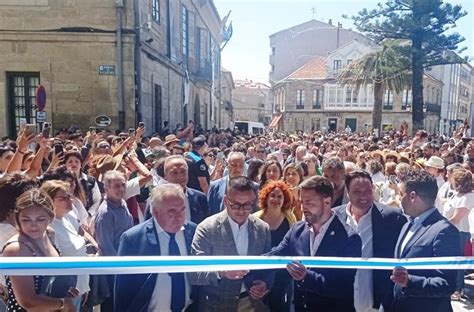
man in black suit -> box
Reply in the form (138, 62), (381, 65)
(333, 170), (406, 312)
(115, 184), (197, 312)
(145, 155), (209, 224)
(267, 176), (361, 312)
(382, 170), (461, 312)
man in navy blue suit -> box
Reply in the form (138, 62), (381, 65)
(115, 183), (197, 312)
(382, 170), (461, 312)
(267, 176), (361, 312)
(145, 155), (209, 224)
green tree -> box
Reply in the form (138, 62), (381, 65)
(337, 40), (411, 137)
(349, 0), (466, 132)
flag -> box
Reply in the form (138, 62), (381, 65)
(224, 21), (233, 42)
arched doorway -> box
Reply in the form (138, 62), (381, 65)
(194, 95), (200, 125)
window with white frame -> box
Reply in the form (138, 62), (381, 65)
(313, 90), (321, 108)
(152, 0), (160, 22)
(402, 89), (412, 110)
(333, 60), (342, 71)
(296, 90), (305, 108)
(384, 90), (393, 109)
(328, 87), (336, 105)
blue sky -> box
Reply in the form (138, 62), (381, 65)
(214, 0), (474, 83)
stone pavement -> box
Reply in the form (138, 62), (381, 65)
(453, 277), (474, 311)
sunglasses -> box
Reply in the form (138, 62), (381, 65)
(98, 144), (111, 149)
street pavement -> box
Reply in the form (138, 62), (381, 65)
(453, 277), (474, 311)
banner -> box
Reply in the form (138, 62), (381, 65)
(1, 256), (474, 276)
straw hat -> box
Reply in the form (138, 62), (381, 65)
(424, 156), (445, 169)
(96, 154), (124, 182)
(164, 134), (180, 146)
(385, 151), (401, 162)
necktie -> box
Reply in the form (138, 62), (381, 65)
(168, 232), (186, 312)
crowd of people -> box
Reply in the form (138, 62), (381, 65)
(0, 121), (473, 312)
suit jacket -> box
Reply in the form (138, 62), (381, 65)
(145, 187), (209, 224)
(207, 177), (259, 216)
(382, 209), (460, 312)
(188, 210), (273, 312)
(114, 219), (197, 312)
(267, 217), (362, 312)
(207, 176), (228, 216)
(333, 203), (407, 309)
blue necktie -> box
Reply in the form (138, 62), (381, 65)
(168, 232), (185, 312)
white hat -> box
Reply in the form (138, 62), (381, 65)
(424, 156), (445, 169)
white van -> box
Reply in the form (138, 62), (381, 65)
(232, 121), (265, 135)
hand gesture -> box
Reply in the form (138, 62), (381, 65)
(218, 270), (249, 280)
(286, 260), (307, 281)
(249, 280), (268, 299)
(16, 129), (35, 153)
(390, 266), (409, 288)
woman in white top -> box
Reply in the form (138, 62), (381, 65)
(442, 168), (473, 299)
(40, 180), (90, 311)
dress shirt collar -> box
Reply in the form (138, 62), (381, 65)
(228, 215), (249, 231)
(153, 218), (185, 236)
(409, 207), (435, 226)
(308, 213), (335, 236)
(345, 203), (373, 226)
(105, 198), (126, 209)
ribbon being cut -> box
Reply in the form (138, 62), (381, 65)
(1, 255), (474, 276)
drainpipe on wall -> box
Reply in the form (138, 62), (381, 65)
(116, 0), (125, 130)
(133, 0), (142, 125)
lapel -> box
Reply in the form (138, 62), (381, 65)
(315, 217), (339, 256)
(395, 221), (410, 258)
(246, 216), (260, 255)
(145, 219), (160, 250)
(219, 177), (228, 211)
(371, 204), (384, 257)
(299, 223), (312, 256)
(186, 188), (197, 214)
(400, 210), (438, 258)
(183, 223), (194, 255)
(217, 211), (239, 255)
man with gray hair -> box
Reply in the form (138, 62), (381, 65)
(115, 184), (197, 312)
(322, 157), (349, 207)
(94, 170), (134, 311)
(145, 155), (209, 223)
(208, 151), (249, 215)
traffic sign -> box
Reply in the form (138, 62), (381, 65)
(36, 111), (47, 123)
(36, 85), (47, 111)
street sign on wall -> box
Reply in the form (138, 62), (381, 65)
(95, 115), (112, 127)
(98, 65), (116, 76)
(36, 111), (47, 123)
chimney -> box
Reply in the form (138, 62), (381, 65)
(328, 19), (332, 25)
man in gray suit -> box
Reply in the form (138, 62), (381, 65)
(189, 176), (272, 312)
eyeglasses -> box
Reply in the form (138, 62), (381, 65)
(226, 198), (254, 211)
(206, 154), (215, 158)
(98, 144), (111, 149)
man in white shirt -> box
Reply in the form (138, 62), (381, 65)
(333, 170), (406, 312)
(114, 184), (197, 312)
(189, 176), (272, 312)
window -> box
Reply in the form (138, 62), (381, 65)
(313, 90), (321, 109)
(296, 89), (305, 109)
(345, 88), (352, 105)
(336, 87), (343, 106)
(7, 72), (40, 136)
(328, 87), (336, 105)
(384, 90), (393, 110)
(333, 60), (341, 71)
(152, 0), (160, 23)
(402, 89), (412, 110)
(347, 59), (353, 65)
(197, 28), (211, 78)
(272, 47), (276, 54)
(182, 5), (189, 67)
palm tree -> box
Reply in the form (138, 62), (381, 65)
(337, 40), (411, 137)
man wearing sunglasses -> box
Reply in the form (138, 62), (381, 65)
(189, 176), (272, 312)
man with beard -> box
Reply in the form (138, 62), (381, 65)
(267, 176), (361, 312)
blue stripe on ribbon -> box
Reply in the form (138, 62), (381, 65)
(2, 256), (474, 275)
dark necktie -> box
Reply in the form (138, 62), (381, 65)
(168, 232), (186, 312)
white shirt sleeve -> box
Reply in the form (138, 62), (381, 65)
(125, 176), (141, 200)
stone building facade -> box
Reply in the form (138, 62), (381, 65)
(232, 80), (270, 123)
(0, 0), (226, 138)
(220, 70), (234, 128)
(271, 40), (443, 133)
(0, 0), (135, 137)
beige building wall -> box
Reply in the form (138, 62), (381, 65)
(0, 0), (135, 137)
